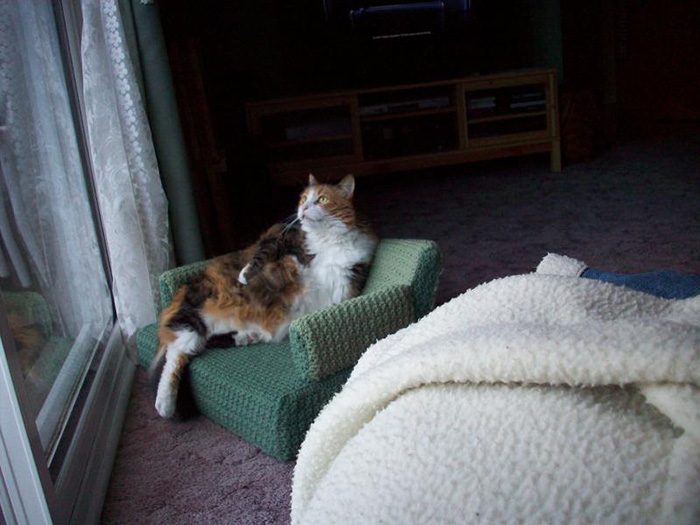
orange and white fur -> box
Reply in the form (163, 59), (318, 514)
(152, 174), (376, 418)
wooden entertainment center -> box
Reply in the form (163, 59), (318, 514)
(246, 69), (560, 185)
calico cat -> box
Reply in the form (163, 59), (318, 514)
(152, 174), (376, 418)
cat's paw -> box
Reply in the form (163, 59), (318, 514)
(155, 393), (176, 418)
(234, 331), (262, 346)
(238, 264), (250, 285)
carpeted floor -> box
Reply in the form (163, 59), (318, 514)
(100, 130), (700, 524)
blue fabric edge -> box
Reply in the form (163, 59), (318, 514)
(581, 268), (700, 299)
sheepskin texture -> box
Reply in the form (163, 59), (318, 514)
(536, 252), (589, 277)
(291, 255), (700, 525)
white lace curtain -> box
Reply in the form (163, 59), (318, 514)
(80, 0), (173, 338)
(0, 0), (113, 338)
(0, 0), (172, 340)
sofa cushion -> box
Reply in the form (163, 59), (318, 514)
(137, 324), (350, 461)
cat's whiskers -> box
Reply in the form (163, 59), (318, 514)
(281, 217), (300, 237)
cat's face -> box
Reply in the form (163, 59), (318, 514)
(297, 174), (355, 228)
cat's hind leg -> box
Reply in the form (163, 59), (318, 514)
(153, 328), (204, 418)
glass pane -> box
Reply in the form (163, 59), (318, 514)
(260, 106), (353, 144)
(267, 139), (356, 163)
(0, 0), (114, 465)
(468, 114), (548, 139)
(361, 112), (458, 159)
(466, 83), (547, 120)
(359, 85), (453, 118)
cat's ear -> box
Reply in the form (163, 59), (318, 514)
(338, 174), (355, 199)
(308, 173), (319, 186)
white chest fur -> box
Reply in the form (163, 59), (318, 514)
(295, 225), (376, 317)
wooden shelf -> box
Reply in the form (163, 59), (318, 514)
(246, 69), (561, 183)
(266, 135), (353, 148)
(360, 107), (455, 122)
(269, 154), (359, 170)
(468, 110), (547, 124)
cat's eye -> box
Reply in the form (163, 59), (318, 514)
(318, 196), (329, 204)
(300, 195), (307, 204)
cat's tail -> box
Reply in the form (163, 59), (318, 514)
(148, 343), (168, 396)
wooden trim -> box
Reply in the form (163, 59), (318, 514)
(245, 69), (558, 108)
(551, 139), (562, 172)
(467, 129), (550, 148)
(271, 139), (554, 185)
(461, 74), (549, 92)
(455, 83), (468, 148)
(548, 72), (560, 138)
(469, 110), (547, 124)
(349, 97), (364, 161)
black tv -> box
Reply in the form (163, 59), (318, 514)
(324, 0), (471, 39)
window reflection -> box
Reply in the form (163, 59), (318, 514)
(0, 0), (114, 461)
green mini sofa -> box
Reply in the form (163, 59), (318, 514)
(136, 239), (442, 461)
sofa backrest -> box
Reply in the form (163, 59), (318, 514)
(159, 259), (210, 311)
(362, 239), (442, 319)
(158, 239), (442, 317)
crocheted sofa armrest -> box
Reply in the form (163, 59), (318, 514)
(288, 284), (415, 381)
(158, 259), (212, 310)
(362, 239), (442, 319)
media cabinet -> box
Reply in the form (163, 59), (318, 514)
(246, 69), (560, 185)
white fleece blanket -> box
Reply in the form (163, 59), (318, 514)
(291, 254), (700, 525)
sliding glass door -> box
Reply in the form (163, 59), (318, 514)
(0, 1), (135, 523)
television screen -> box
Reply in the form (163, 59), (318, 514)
(325, 0), (471, 39)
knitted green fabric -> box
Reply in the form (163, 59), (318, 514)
(363, 239), (442, 318)
(289, 284), (414, 381)
(136, 238), (442, 460)
(2, 291), (53, 338)
(137, 324), (349, 460)
(159, 258), (211, 310)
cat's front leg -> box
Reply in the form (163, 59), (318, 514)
(238, 263), (251, 285)
(233, 328), (272, 346)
